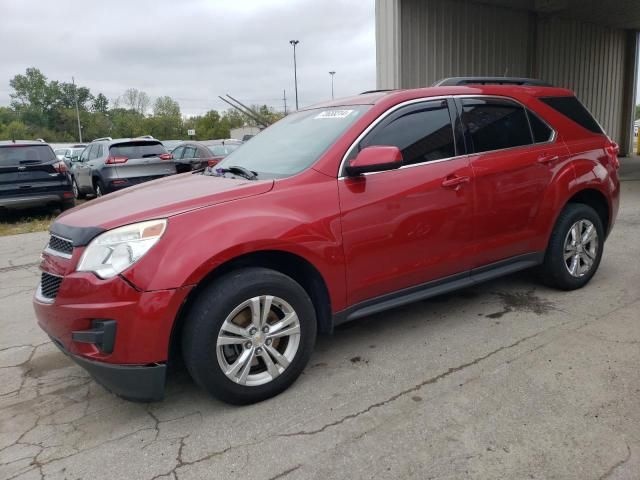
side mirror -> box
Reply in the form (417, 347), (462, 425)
(345, 145), (403, 176)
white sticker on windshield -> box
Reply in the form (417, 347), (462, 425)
(314, 109), (354, 119)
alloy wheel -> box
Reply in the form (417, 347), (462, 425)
(216, 295), (301, 386)
(563, 219), (599, 277)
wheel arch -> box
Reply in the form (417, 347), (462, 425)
(168, 249), (334, 364)
(564, 188), (610, 235)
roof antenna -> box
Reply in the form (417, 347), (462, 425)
(503, 67), (509, 77)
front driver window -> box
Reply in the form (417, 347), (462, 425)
(350, 100), (456, 167)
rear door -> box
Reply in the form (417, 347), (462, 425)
(108, 141), (175, 181)
(458, 97), (570, 267)
(0, 145), (67, 199)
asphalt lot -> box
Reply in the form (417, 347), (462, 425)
(1, 160), (640, 480)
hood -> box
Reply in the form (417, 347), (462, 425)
(57, 173), (274, 230)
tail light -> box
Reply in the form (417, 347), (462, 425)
(53, 161), (68, 173)
(605, 141), (620, 169)
(105, 156), (128, 165)
(159, 153), (173, 160)
(207, 158), (220, 167)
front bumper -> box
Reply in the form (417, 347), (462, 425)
(33, 269), (193, 401)
(49, 335), (166, 402)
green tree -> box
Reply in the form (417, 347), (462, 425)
(92, 93), (109, 113)
(1, 120), (29, 140)
(153, 96), (180, 117)
(635, 104), (640, 120)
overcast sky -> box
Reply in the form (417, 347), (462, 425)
(0, 0), (376, 116)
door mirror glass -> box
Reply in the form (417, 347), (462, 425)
(346, 146), (403, 176)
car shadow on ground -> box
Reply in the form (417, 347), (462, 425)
(161, 268), (544, 402)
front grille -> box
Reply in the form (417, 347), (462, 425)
(48, 235), (73, 256)
(40, 272), (63, 299)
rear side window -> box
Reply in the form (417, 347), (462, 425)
(0, 145), (56, 166)
(461, 98), (532, 153)
(527, 110), (554, 143)
(109, 141), (167, 159)
(358, 100), (456, 166)
(539, 96), (603, 134)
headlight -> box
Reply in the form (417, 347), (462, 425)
(77, 219), (167, 279)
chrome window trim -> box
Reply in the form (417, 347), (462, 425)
(338, 94), (558, 179)
(45, 234), (74, 259)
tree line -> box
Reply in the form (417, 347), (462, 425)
(0, 68), (283, 143)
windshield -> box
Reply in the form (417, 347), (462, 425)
(0, 145), (56, 166)
(215, 106), (369, 178)
(207, 144), (240, 156)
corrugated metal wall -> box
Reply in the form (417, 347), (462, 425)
(376, 0), (637, 148)
(376, 0), (401, 89)
(536, 16), (628, 144)
(399, 0), (536, 88)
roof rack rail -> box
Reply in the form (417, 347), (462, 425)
(136, 135), (155, 139)
(433, 77), (552, 87)
(92, 137), (113, 142)
(359, 89), (396, 95)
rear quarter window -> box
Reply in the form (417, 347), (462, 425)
(539, 96), (603, 134)
(109, 141), (167, 158)
(0, 145), (56, 166)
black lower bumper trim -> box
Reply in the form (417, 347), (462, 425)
(50, 336), (166, 402)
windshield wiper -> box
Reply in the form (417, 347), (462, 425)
(215, 165), (258, 180)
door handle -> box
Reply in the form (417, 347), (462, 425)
(537, 155), (559, 165)
(441, 175), (471, 188)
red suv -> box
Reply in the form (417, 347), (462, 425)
(33, 78), (620, 404)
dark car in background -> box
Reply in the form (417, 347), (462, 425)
(0, 140), (75, 212)
(172, 139), (243, 173)
(71, 137), (176, 198)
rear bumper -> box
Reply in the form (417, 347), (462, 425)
(106, 174), (173, 191)
(49, 335), (166, 402)
(0, 192), (72, 209)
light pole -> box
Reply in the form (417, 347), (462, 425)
(289, 40), (299, 110)
(72, 76), (82, 143)
(329, 71), (336, 99)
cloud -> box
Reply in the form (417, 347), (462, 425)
(0, 0), (376, 115)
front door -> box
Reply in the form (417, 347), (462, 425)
(338, 99), (475, 306)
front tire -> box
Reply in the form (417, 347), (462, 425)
(538, 203), (604, 290)
(182, 268), (317, 405)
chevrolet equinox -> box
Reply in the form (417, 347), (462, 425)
(34, 78), (620, 404)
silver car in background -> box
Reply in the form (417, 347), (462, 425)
(71, 137), (176, 198)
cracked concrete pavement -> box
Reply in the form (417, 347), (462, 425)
(2, 171), (640, 479)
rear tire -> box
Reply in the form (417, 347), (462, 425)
(538, 203), (604, 290)
(72, 178), (86, 199)
(94, 179), (106, 197)
(60, 199), (76, 211)
(182, 267), (317, 405)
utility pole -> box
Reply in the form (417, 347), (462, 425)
(282, 89), (287, 115)
(72, 76), (82, 143)
(289, 40), (299, 110)
(329, 71), (336, 99)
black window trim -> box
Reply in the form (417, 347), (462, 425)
(456, 95), (557, 156)
(338, 94), (557, 179)
(339, 95), (458, 178)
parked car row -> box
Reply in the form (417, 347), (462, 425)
(0, 136), (245, 212)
